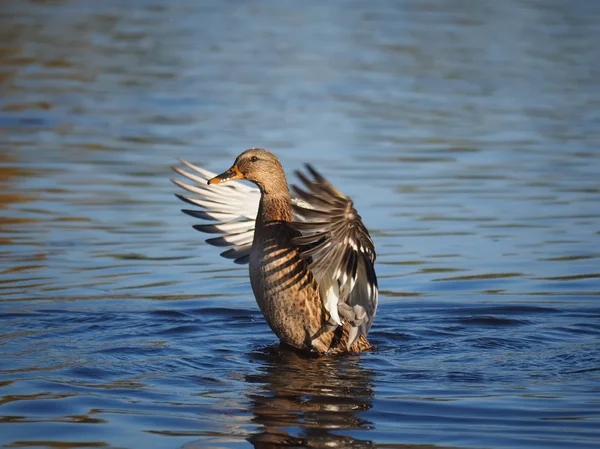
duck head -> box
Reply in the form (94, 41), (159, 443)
(208, 148), (288, 195)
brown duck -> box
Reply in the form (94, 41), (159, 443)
(172, 148), (378, 354)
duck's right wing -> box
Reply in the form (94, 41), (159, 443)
(171, 158), (260, 264)
(290, 165), (378, 348)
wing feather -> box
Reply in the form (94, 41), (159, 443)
(171, 159), (259, 264)
(290, 164), (378, 348)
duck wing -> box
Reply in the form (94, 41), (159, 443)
(171, 159), (259, 264)
(290, 165), (378, 348)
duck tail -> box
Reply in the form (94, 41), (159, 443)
(327, 322), (372, 354)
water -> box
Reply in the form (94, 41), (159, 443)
(1, 0), (600, 448)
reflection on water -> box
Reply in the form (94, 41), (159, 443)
(245, 346), (374, 448)
(1, 0), (600, 448)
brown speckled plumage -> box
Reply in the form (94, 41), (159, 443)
(172, 148), (377, 354)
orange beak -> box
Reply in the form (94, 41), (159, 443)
(207, 164), (244, 185)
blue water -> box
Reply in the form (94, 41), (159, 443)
(1, 1), (599, 448)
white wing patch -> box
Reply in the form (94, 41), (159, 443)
(171, 159), (260, 264)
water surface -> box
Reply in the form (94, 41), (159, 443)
(1, 1), (600, 448)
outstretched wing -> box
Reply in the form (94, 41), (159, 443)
(290, 165), (378, 348)
(171, 159), (260, 264)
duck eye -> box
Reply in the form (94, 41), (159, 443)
(250, 156), (259, 162)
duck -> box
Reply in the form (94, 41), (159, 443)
(171, 148), (378, 354)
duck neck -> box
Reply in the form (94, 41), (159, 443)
(257, 190), (293, 225)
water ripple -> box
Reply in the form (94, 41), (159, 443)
(1, 0), (600, 448)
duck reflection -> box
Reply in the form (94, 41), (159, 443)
(245, 344), (376, 448)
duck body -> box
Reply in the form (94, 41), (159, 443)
(172, 148), (377, 354)
(249, 211), (324, 351)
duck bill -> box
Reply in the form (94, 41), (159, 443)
(207, 164), (244, 185)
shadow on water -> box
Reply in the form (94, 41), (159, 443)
(244, 345), (375, 448)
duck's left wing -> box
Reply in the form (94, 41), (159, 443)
(171, 159), (259, 264)
(290, 165), (378, 348)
